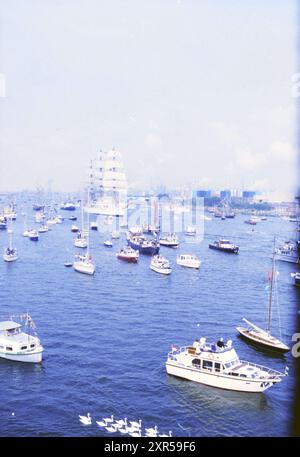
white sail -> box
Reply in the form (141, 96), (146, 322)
(85, 148), (128, 216)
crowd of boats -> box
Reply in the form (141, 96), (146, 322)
(0, 199), (299, 401)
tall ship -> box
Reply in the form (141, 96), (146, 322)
(84, 148), (128, 216)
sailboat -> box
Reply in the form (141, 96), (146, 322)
(73, 198), (96, 275)
(237, 238), (290, 354)
(22, 214), (30, 237)
(3, 227), (18, 262)
(74, 200), (88, 248)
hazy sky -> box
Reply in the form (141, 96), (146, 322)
(0, 0), (298, 196)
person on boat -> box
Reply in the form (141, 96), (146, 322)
(217, 338), (225, 348)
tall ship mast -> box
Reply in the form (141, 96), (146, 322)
(84, 148), (128, 216)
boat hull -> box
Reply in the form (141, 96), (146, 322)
(159, 241), (179, 248)
(117, 254), (138, 263)
(275, 254), (299, 264)
(128, 240), (159, 255)
(166, 362), (279, 392)
(73, 262), (95, 275)
(150, 265), (172, 275)
(0, 349), (43, 363)
(209, 244), (239, 254)
(176, 260), (201, 269)
(3, 255), (18, 262)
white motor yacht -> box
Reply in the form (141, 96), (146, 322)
(0, 315), (43, 363)
(150, 255), (172, 275)
(176, 254), (201, 269)
(159, 234), (179, 248)
(166, 337), (287, 392)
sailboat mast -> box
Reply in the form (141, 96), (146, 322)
(86, 188), (90, 257)
(267, 237), (276, 335)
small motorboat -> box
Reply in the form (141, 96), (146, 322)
(61, 202), (76, 211)
(64, 262), (73, 267)
(128, 235), (160, 255)
(0, 314), (43, 363)
(209, 239), (239, 254)
(244, 218), (257, 225)
(69, 216), (77, 221)
(150, 255), (172, 275)
(90, 221), (98, 231)
(28, 230), (39, 241)
(38, 224), (49, 233)
(176, 254), (201, 269)
(71, 225), (79, 233)
(74, 233), (88, 248)
(185, 225), (196, 236)
(291, 272), (300, 287)
(45, 218), (56, 225)
(104, 240), (113, 248)
(159, 233), (179, 248)
(116, 247), (139, 263)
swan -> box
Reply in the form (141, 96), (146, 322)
(105, 423), (119, 433)
(126, 424), (141, 434)
(145, 430), (158, 437)
(159, 431), (172, 437)
(129, 419), (142, 429)
(129, 430), (142, 437)
(96, 414), (114, 427)
(115, 417), (127, 427)
(145, 425), (158, 435)
(119, 427), (129, 434)
(79, 413), (92, 425)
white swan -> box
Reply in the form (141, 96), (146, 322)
(129, 430), (142, 437)
(145, 430), (158, 437)
(129, 419), (142, 429)
(105, 423), (119, 433)
(145, 425), (158, 435)
(115, 417), (127, 427)
(159, 431), (172, 437)
(79, 413), (92, 425)
(96, 414), (114, 427)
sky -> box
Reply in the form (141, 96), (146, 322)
(0, 0), (298, 198)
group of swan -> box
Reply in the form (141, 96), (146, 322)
(79, 414), (172, 437)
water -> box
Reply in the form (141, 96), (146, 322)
(0, 206), (299, 436)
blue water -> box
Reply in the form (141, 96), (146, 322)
(0, 205), (299, 437)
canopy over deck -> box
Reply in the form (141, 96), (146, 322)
(0, 321), (21, 331)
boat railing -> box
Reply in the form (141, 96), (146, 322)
(167, 343), (232, 359)
(239, 360), (286, 378)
